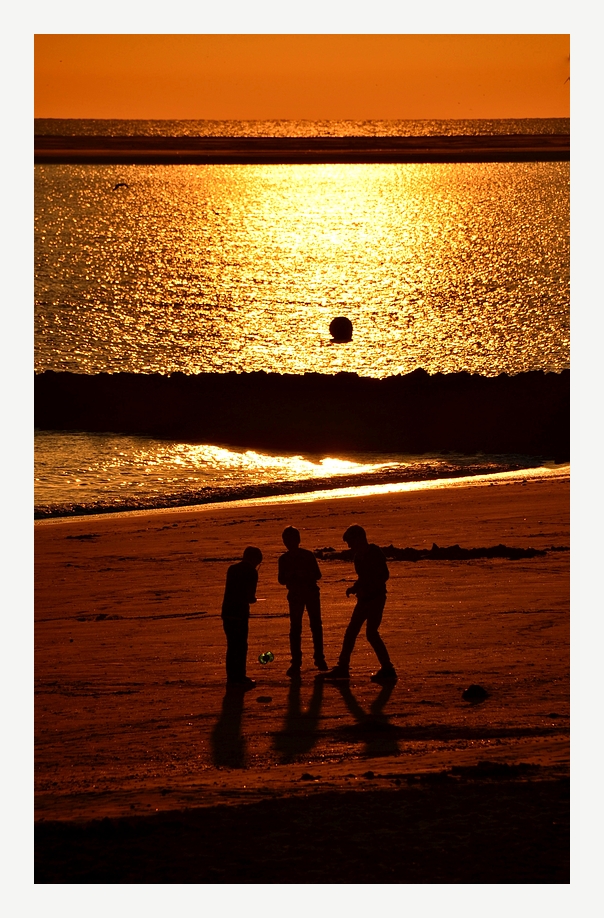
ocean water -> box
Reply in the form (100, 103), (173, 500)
(34, 117), (570, 138)
(34, 119), (570, 518)
(35, 162), (569, 378)
(35, 430), (553, 519)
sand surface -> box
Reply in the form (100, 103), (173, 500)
(34, 471), (569, 882)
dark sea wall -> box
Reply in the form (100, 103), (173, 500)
(34, 369), (570, 461)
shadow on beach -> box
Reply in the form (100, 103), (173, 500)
(329, 681), (399, 758)
(273, 676), (324, 762)
(210, 686), (248, 768)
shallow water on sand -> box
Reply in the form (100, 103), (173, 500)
(34, 429), (560, 518)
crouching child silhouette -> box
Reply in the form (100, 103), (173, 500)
(278, 526), (328, 676)
(324, 525), (397, 684)
(221, 546), (263, 689)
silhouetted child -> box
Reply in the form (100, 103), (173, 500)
(324, 525), (396, 684)
(221, 546), (263, 688)
(278, 526), (328, 676)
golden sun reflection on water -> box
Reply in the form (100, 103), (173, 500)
(134, 442), (395, 480)
(34, 431), (401, 510)
(35, 161), (569, 377)
(35, 428), (560, 518)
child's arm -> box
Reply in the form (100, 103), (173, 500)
(248, 569), (259, 604)
(277, 554), (288, 586)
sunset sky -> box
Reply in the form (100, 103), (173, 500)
(34, 34), (570, 121)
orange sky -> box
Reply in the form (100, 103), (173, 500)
(34, 34), (569, 120)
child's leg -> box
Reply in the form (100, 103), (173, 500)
(288, 596), (305, 667)
(365, 598), (393, 669)
(223, 617), (249, 681)
(337, 602), (367, 670)
(306, 591), (326, 664)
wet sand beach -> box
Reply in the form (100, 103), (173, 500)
(35, 471), (569, 882)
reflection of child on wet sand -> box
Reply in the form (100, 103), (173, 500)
(278, 526), (328, 676)
(324, 525), (397, 684)
(221, 546), (263, 689)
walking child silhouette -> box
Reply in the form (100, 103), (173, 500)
(323, 525), (397, 684)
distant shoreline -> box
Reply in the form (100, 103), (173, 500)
(34, 134), (570, 165)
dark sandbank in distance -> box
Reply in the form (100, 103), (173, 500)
(34, 133), (570, 165)
(35, 369), (570, 461)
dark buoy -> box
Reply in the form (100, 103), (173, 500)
(329, 316), (353, 342)
(462, 684), (489, 704)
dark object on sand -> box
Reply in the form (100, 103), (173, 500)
(258, 651), (274, 664)
(315, 542), (569, 563)
(329, 316), (353, 342)
(113, 182), (129, 189)
(462, 684), (489, 703)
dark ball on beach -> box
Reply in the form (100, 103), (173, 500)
(462, 684), (489, 703)
(329, 316), (353, 342)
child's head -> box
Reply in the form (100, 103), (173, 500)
(242, 546), (263, 567)
(343, 525), (367, 550)
(282, 526), (301, 550)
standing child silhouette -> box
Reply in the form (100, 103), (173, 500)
(221, 546), (263, 689)
(278, 526), (328, 676)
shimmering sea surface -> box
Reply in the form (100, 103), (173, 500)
(34, 119), (570, 516)
(35, 161), (568, 378)
(34, 430), (552, 518)
(34, 117), (570, 137)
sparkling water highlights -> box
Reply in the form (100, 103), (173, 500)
(34, 431), (396, 512)
(34, 120), (569, 517)
(34, 118), (570, 137)
(35, 160), (569, 378)
(34, 430), (543, 518)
